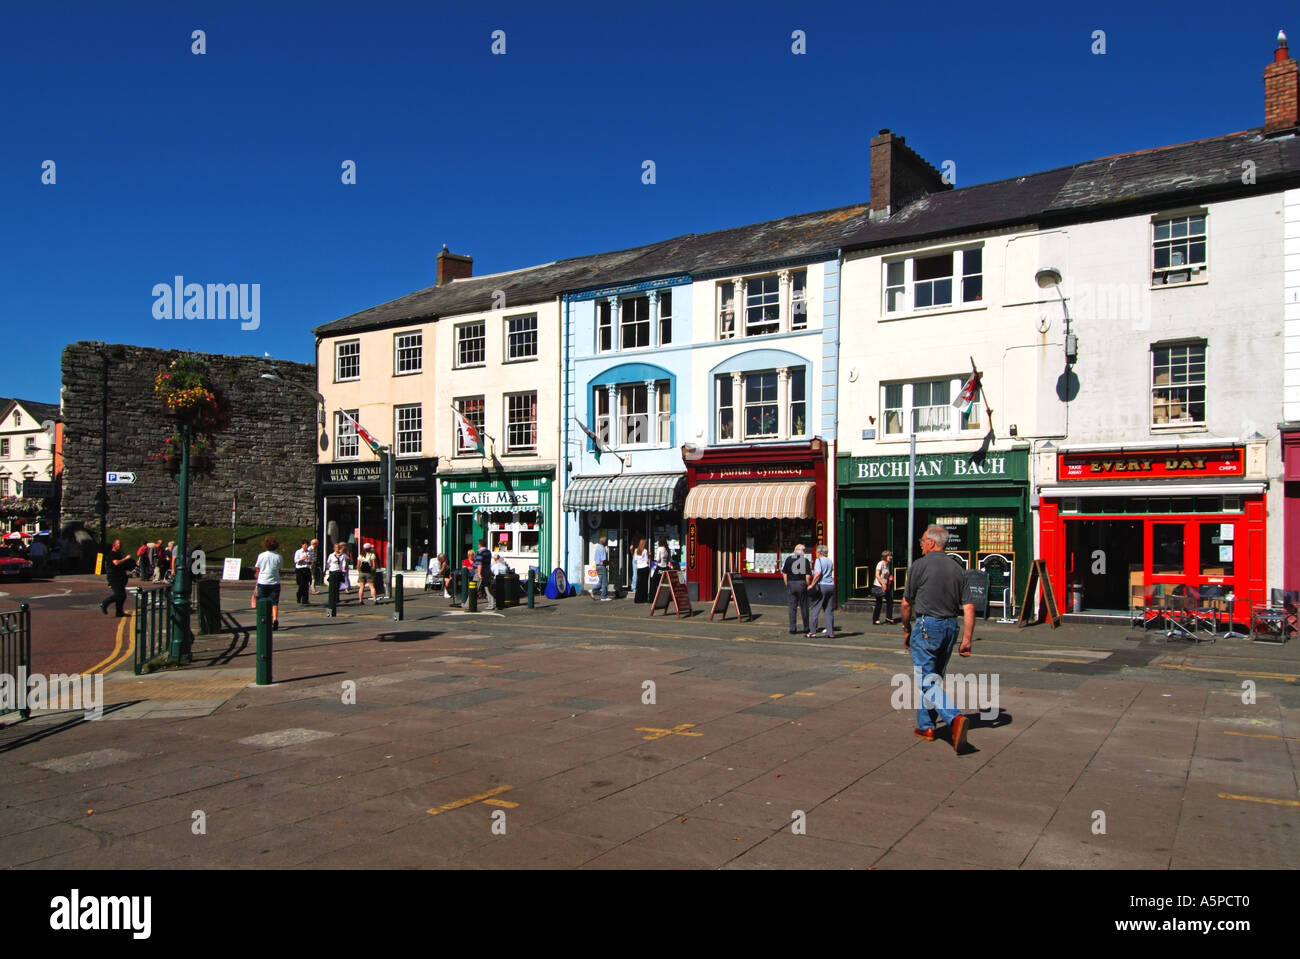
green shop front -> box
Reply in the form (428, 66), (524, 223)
(439, 468), (555, 575)
(836, 449), (1030, 613)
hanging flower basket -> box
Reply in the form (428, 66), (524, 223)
(152, 356), (232, 480)
(0, 496), (41, 517)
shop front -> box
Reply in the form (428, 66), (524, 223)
(683, 440), (828, 605)
(561, 472), (686, 590)
(1039, 444), (1266, 612)
(836, 449), (1030, 611)
(318, 457), (437, 572)
(440, 469), (554, 575)
(1284, 427), (1300, 595)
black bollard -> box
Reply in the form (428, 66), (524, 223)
(467, 578), (478, 613)
(256, 597), (273, 685)
(393, 573), (404, 621)
(527, 571), (536, 608)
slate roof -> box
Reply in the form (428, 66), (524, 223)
(0, 398), (61, 425)
(315, 127), (1300, 339)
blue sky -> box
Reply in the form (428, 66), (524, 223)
(2, 0), (1294, 402)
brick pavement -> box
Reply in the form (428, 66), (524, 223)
(1, 587), (1297, 869)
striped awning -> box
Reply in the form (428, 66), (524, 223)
(684, 481), (817, 520)
(562, 472), (686, 512)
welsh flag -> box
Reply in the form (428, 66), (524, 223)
(573, 417), (603, 463)
(338, 408), (380, 454)
(953, 365), (981, 414)
(453, 405), (484, 456)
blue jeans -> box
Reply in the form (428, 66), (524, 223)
(596, 564), (609, 599)
(909, 615), (961, 730)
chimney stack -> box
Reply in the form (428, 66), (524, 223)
(1264, 30), (1298, 134)
(868, 130), (952, 219)
(436, 245), (473, 286)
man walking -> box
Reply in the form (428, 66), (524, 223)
(592, 536), (611, 601)
(782, 543), (811, 635)
(309, 538), (321, 594)
(293, 540), (312, 605)
(900, 525), (975, 753)
(98, 539), (132, 617)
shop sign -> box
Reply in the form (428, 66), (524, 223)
(687, 521), (697, 570)
(319, 458), (434, 489)
(1057, 447), (1243, 481)
(842, 450), (1027, 485)
(454, 488), (541, 508)
(695, 465), (815, 481)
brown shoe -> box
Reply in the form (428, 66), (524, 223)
(950, 714), (969, 753)
(914, 727), (936, 741)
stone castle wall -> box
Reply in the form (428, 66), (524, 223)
(61, 342), (317, 529)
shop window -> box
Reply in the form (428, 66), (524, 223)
(734, 518), (817, 574)
(505, 392), (537, 454)
(1199, 522), (1234, 577)
(335, 409), (359, 460)
(456, 321), (486, 368)
(1151, 524), (1185, 574)
(884, 247), (984, 314)
(1152, 212), (1207, 285)
(394, 330), (422, 375)
(395, 404), (422, 457)
(506, 314), (538, 361)
(1152, 342), (1206, 427)
(598, 301), (613, 353)
(658, 289), (673, 345)
(454, 397), (485, 455)
(621, 296), (650, 350)
(335, 340), (360, 381)
(486, 510), (542, 555)
(980, 516), (1014, 552)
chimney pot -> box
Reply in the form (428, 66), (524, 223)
(436, 247), (474, 286)
(1264, 29), (1299, 133)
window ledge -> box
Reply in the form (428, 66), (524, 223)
(393, 370), (423, 377)
(1150, 423), (1207, 433)
(876, 432), (985, 443)
(880, 302), (987, 322)
(500, 452), (540, 458)
(503, 356), (539, 365)
(1150, 276), (1209, 291)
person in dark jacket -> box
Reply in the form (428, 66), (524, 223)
(99, 539), (133, 616)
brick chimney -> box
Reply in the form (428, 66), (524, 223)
(436, 245), (473, 286)
(1265, 30), (1298, 134)
(869, 129), (952, 219)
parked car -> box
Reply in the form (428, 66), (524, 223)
(0, 547), (33, 581)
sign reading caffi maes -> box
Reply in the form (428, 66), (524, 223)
(1057, 447), (1243, 480)
(453, 489), (541, 508)
(841, 450), (1028, 485)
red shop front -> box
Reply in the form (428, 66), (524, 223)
(683, 439), (828, 605)
(1038, 445), (1266, 612)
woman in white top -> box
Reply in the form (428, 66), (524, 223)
(873, 549), (895, 625)
(254, 535), (283, 630)
(633, 539), (651, 604)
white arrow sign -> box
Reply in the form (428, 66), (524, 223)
(106, 472), (136, 485)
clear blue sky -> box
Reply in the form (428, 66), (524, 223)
(2, 0), (1293, 402)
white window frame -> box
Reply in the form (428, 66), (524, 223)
(716, 376), (735, 441)
(335, 409), (360, 460)
(883, 246), (984, 315)
(1152, 211), (1208, 286)
(505, 391), (537, 454)
(597, 301), (613, 353)
(742, 371), (780, 440)
(744, 274), (781, 337)
(395, 404), (422, 457)
(717, 282), (737, 340)
(454, 396), (485, 456)
(790, 271), (808, 331)
(0, 438), (8, 457)
(879, 377), (983, 439)
(789, 367), (807, 436)
(620, 296), (650, 350)
(505, 313), (539, 362)
(455, 321), (486, 368)
(658, 289), (673, 345)
(1151, 341), (1207, 428)
(394, 330), (422, 375)
(335, 340), (360, 382)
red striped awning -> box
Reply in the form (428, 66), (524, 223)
(683, 481), (816, 520)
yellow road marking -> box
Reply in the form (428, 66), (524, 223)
(426, 785), (513, 815)
(794, 691), (816, 697)
(1223, 731), (1300, 742)
(99, 612), (136, 674)
(769, 693), (784, 699)
(1160, 664), (1297, 683)
(85, 612), (129, 675)
(636, 723), (702, 741)
(482, 798), (519, 808)
(1217, 792), (1300, 807)
(841, 663), (880, 672)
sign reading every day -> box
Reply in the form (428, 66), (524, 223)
(1058, 447), (1243, 480)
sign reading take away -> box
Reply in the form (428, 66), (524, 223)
(105, 472), (136, 485)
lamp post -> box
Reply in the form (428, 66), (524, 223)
(168, 421), (191, 662)
(1034, 268), (1077, 366)
(93, 345), (109, 559)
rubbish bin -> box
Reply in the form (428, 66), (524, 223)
(197, 577), (221, 635)
(456, 568), (471, 604)
(1068, 579), (1084, 613)
(502, 572), (520, 609)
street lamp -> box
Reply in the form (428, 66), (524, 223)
(1035, 268), (1077, 365)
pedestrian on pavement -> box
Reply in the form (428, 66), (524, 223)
(592, 536), (611, 601)
(649, 535), (670, 599)
(325, 541), (350, 607)
(254, 535), (283, 629)
(782, 543), (812, 634)
(163, 541), (175, 583)
(633, 539), (651, 603)
(900, 524), (975, 753)
(873, 549), (896, 625)
(466, 539), (496, 610)
(432, 553), (453, 598)
(151, 540), (164, 582)
(135, 540), (151, 581)
(99, 539), (133, 616)
(293, 540), (312, 605)
(309, 538), (321, 593)
(628, 535), (641, 596)
(356, 542), (379, 605)
(807, 544), (836, 639)
(29, 536), (49, 577)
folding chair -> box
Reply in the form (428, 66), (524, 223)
(1162, 592), (1197, 641)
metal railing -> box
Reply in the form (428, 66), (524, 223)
(1, 604), (31, 719)
(134, 587), (173, 675)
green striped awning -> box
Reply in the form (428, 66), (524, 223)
(562, 472), (686, 512)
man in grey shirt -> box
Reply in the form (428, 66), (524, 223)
(901, 524), (975, 752)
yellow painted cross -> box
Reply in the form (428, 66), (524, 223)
(636, 723), (702, 741)
(426, 784), (513, 815)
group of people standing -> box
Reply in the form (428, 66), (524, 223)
(781, 543), (838, 638)
(630, 537), (672, 604)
